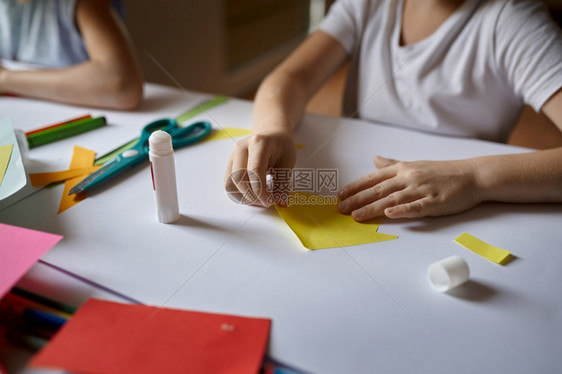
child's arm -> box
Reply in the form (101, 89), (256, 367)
(338, 89), (562, 220)
(0, 0), (143, 110)
(224, 30), (348, 206)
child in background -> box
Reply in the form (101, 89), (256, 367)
(224, 0), (562, 220)
(0, 0), (143, 110)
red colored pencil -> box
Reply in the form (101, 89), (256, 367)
(25, 114), (92, 136)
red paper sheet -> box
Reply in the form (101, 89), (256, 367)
(31, 299), (271, 374)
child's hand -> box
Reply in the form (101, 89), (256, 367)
(224, 130), (296, 207)
(337, 156), (483, 220)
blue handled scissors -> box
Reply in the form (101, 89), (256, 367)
(69, 118), (211, 194)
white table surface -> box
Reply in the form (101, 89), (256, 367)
(1, 83), (561, 374)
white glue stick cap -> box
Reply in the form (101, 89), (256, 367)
(428, 255), (469, 292)
(148, 130), (173, 156)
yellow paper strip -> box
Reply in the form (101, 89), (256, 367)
(201, 127), (251, 143)
(0, 143), (14, 186)
(275, 192), (397, 250)
(454, 232), (511, 265)
(58, 146), (97, 214)
(30, 166), (100, 187)
(200, 128), (307, 150)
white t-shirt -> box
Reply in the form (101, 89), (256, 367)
(0, 0), (88, 68)
(319, 0), (562, 142)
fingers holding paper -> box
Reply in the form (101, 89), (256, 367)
(224, 131), (296, 207)
(337, 156), (483, 220)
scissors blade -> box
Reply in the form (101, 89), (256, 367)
(68, 159), (120, 195)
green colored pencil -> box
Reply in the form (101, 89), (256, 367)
(26, 116), (106, 148)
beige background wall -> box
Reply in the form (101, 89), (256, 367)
(122, 0), (314, 97)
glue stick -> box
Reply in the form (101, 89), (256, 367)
(148, 130), (180, 223)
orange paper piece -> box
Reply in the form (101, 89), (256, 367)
(29, 166), (100, 187)
(31, 299), (271, 374)
(58, 146), (97, 214)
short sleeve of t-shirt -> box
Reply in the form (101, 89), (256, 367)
(319, 0), (369, 53)
(0, 0), (88, 67)
(494, 0), (562, 111)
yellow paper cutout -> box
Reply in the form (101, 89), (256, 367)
(58, 146), (97, 214)
(454, 232), (511, 265)
(274, 192), (398, 250)
(0, 143), (14, 186)
(202, 127), (251, 143)
(30, 166), (100, 187)
(200, 128), (307, 150)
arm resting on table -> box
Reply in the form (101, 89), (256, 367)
(0, 0), (143, 110)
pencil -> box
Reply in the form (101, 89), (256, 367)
(10, 287), (77, 315)
(26, 116), (106, 148)
(1, 294), (68, 330)
(25, 114), (92, 136)
(3, 293), (72, 319)
(0, 302), (58, 340)
(23, 308), (67, 330)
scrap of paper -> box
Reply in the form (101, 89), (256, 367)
(454, 232), (511, 265)
(29, 166), (100, 187)
(275, 192), (397, 250)
(0, 118), (27, 203)
(202, 127), (251, 143)
(201, 128), (308, 149)
(0, 144), (14, 185)
(58, 146), (97, 214)
(0, 223), (63, 299)
(31, 298), (271, 374)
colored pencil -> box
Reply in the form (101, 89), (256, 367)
(26, 116), (106, 148)
(10, 287), (77, 315)
(25, 114), (92, 136)
(22, 308), (67, 330)
(0, 302), (57, 340)
(3, 293), (72, 319)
